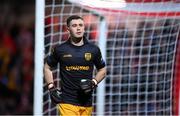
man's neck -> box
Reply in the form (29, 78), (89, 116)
(70, 37), (84, 46)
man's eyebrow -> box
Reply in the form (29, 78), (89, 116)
(71, 23), (84, 25)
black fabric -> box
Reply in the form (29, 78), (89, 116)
(46, 37), (105, 106)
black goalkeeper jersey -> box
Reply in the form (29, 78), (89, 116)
(46, 38), (105, 106)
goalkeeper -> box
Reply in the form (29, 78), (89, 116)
(44, 15), (106, 116)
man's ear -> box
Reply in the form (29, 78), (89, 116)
(66, 27), (70, 33)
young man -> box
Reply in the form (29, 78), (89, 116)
(44, 15), (106, 115)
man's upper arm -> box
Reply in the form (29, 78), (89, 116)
(44, 62), (51, 70)
(93, 47), (106, 70)
(46, 47), (59, 68)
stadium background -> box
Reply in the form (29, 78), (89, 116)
(0, 0), (179, 115)
(0, 0), (35, 114)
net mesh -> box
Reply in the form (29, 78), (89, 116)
(43, 0), (180, 115)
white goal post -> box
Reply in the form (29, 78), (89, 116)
(34, 0), (180, 115)
(33, 0), (44, 115)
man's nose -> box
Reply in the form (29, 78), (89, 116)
(77, 27), (80, 30)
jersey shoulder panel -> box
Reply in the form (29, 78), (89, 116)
(87, 42), (99, 51)
(55, 41), (69, 52)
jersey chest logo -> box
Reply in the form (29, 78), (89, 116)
(63, 54), (72, 58)
(84, 53), (91, 61)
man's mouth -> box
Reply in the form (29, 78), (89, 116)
(77, 32), (81, 35)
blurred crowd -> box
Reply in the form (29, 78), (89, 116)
(0, 0), (34, 114)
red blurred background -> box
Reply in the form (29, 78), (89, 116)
(0, 0), (35, 114)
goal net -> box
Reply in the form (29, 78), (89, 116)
(35, 0), (180, 115)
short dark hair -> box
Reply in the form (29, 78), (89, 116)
(66, 15), (83, 27)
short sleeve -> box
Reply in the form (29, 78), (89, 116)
(46, 47), (59, 68)
(93, 47), (105, 70)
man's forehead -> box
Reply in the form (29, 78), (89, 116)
(70, 19), (84, 24)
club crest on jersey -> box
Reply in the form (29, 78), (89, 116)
(84, 53), (91, 61)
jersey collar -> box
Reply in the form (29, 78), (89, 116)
(67, 36), (89, 45)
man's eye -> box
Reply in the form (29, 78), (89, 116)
(72, 24), (77, 27)
(79, 24), (83, 27)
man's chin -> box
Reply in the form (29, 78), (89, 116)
(71, 36), (83, 43)
(75, 35), (83, 38)
(74, 35), (83, 40)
